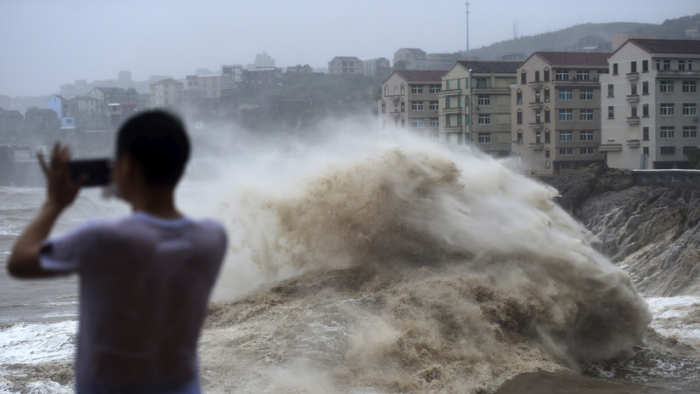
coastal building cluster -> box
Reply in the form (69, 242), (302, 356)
(379, 39), (700, 174)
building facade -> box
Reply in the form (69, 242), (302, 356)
(601, 39), (700, 169)
(439, 61), (518, 156)
(328, 57), (363, 75)
(46, 95), (76, 129)
(512, 52), (609, 175)
(378, 70), (445, 140)
(363, 58), (391, 78)
(393, 48), (427, 71)
(186, 72), (235, 99)
(150, 79), (184, 109)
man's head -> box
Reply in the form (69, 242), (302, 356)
(115, 110), (190, 189)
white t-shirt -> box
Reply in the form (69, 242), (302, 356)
(40, 212), (227, 394)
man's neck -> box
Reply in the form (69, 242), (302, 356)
(129, 186), (182, 219)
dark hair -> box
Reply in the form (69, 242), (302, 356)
(116, 110), (190, 186)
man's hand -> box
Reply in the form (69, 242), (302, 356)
(7, 143), (84, 278)
(38, 143), (85, 210)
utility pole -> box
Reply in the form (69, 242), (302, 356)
(465, 2), (470, 57)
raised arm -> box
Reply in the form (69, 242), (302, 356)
(7, 143), (84, 278)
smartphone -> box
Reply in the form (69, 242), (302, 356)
(69, 158), (112, 187)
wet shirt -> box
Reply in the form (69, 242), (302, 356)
(40, 212), (227, 394)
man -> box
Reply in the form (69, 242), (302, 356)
(7, 110), (227, 393)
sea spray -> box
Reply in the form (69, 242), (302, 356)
(202, 139), (652, 393)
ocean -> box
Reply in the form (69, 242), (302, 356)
(1, 133), (699, 393)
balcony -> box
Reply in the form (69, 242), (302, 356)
(529, 143), (544, 150)
(626, 94), (640, 103)
(443, 107), (463, 114)
(599, 143), (622, 152)
(627, 139), (641, 148)
(552, 77), (600, 86)
(529, 101), (543, 109)
(387, 94), (401, 102)
(389, 111), (401, 118)
(528, 81), (543, 88)
(444, 125), (463, 132)
(626, 116), (640, 125)
(626, 72), (639, 81)
(529, 122), (544, 131)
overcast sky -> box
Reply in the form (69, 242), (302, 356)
(1, 0), (698, 97)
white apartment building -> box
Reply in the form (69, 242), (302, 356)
(328, 57), (363, 75)
(601, 39), (700, 169)
(378, 70), (445, 139)
(149, 79), (184, 108)
(512, 52), (609, 176)
(439, 61), (518, 156)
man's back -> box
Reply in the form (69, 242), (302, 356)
(41, 212), (227, 392)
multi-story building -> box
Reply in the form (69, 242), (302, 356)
(46, 95), (76, 129)
(393, 48), (427, 71)
(363, 58), (391, 78)
(601, 39), (700, 169)
(150, 79), (184, 109)
(439, 61), (519, 156)
(87, 87), (129, 105)
(254, 52), (276, 68)
(328, 57), (363, 75)
(378, 70), (445, 139)
(512, 52), (608, 175)
(186, 70), (235, 99)
(426, 53), (462, 71)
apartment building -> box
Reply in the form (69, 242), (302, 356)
(438, 61), (519, 156)
(150, 78), (184, 109)
(328, 57), (363, 75)
(512, 52), (609, 175)
(186, 71), (234, 99)
(378, 70), (445, 139)
(363, 58), (391, 78)
(600, 39), (700, 169)
(393, 48), (428, 71)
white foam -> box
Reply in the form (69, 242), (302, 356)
(0, 321), (76, 364)
(647, 296), (700, 345)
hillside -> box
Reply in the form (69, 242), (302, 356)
(463, 13), (700, 60)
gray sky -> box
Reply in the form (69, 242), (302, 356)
(1, 0), (698, 97)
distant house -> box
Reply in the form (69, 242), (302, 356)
(150, 79), (184, 109)
(393, 48), (427, 71)
(363, 58), (391, 78)
(328, 57), (363, 75)
(87, 87), (130, 105)
(46, 95), (76, 129)
(24, 108), (61, 134)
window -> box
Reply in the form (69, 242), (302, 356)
(465, 96), (469, 107)
(580, 109), (594, 121)
(679, 60), (686, 71)
(401, 84), (405, 94)
(683, 103), (697, 116)
(476, 79), (488, 88)
(478, 114), (491, 125)
(684, 146), (696, 155)
(457, 115), (462, 126)
(394, 86), (398, 95)
(608, 106), (614, 119)
(429, 101), (439, 111)
(517, 110), (523, 125)
(535, 90), (541, 102)
(642, 81), (649, 95)
(445, 80), (450, 90)
(660, 126), (675, 139)
(643, 104), (649, 117)
(516, 90), (522, 104)
(559, 109), (573, 121)
(445, 115), (451, 127)
(544, 88), (550, 102)
(643, 127), (649, 140)
(411, 85), (423, 94)
(411, 118), (424, 128)
(545, 108), (550, 123)
(580, 89), (593, 100)
(580, 147), (595, 155)
(544, 69), (550, 82)
(631, 106), (638, 117)
(577, 70), (590, 80)
(545, 148), (550, 158)
(411, 101), (424, 111)
(535, 111), (541, 123)
(660, 146), (675, 155)
(545, 130), (551, 143)
(381, 101), (386, 113)
(612, 63), (618, 75)
(430, 118), (439, 128)
(559, 148), (574, 155)
(477, 95), (490, 106)
(521, 70), (527, 84)
(683, 126), (697, 138)
(631, 84), (637, 95)
(663, 60), (671, 70)
(429, 85), (441, 94)
(642, 60), (649, 72)
(580, 131), (594, 141)
(608, 84), (614, 97)
(556, 70), (569, 80)
(659, 80), (674, 93)
(660, 103), (674, 116)
(478, 133), (491, 143)
(631, 61), (637, 73)
(558, 89), (572, 101)
(401, 101), (405, 112)
(535, 71), (540, 82)
(517, 130), (523, 143)
(683, 81), (697, 93)
(559, 131), (574, 142)
(384, 85), (388, 96)
(643, 147), (649, 155)
(457, 96), (461, 108)
(445, 97), (450, 108)
(457, 79), (461, 89)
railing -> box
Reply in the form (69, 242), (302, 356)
(528, 143), (544, 150)
(626, 94), (640, 103)
(599, 143), (622, 152)
(626, 72), (639, 80)
(529, 122), (544, 130)
(626, 116), (640, 125)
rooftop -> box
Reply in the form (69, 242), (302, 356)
(527, 52), (610, 66)
(392, 70), (446, 82)
(455, 61), (520, 73)
(626, 39), (700, 55)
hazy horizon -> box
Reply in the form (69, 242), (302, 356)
(1, 0), (698, 97)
